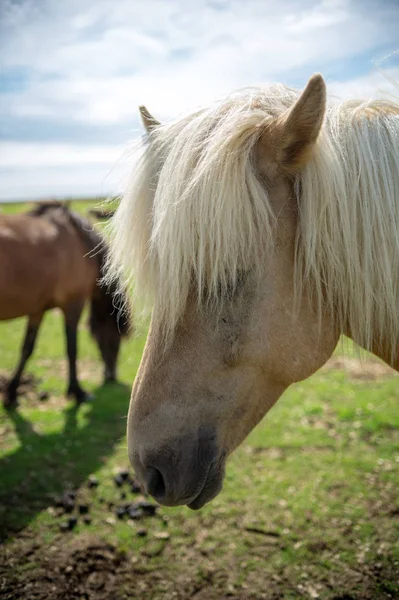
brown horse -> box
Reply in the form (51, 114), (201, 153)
(0, 202), (131, 407)
(106, 74), (399, 510)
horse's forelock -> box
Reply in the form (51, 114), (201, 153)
(105, 85), (300, 342)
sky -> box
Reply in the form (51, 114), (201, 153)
(1, 0), (398, 201)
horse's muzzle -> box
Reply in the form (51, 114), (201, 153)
(133, 427), (225, 509)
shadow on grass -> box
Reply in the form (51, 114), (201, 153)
(0, 381), (131, 541)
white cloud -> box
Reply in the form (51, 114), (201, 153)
(0, 142), (132, 200)
(3, 0), (399, 122)
(0, 0), (398, 199)
(0, 151), (130, 202)
(0, 164), (124, 201)
(328, 66), (399, 101)
(0, 142), (124, 168)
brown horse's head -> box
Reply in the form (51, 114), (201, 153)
(106, 74), (399, 509)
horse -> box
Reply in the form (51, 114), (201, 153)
(105, 74), (399, 510)
(0, 202), (131, 408)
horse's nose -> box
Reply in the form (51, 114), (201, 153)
(136, 427), (219, 507)
(144, 466), (167, 501)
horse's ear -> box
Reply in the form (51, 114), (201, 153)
(259, 74), (326, 174)
(139, 105), (160, 133)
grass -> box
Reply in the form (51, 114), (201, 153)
(0, 200), (398, 599)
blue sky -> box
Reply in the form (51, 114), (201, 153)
(1, 0), (398, 201)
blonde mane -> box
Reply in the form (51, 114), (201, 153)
(105, 84), (399, 356)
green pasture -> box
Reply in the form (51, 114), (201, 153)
(0, 200), (398, 599)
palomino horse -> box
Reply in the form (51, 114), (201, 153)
(0, 202), (130, 407)
(106, 74), (399, 509)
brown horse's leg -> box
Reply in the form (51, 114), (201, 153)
(5, 313), (44, 409)
(63, 300), (91, 404)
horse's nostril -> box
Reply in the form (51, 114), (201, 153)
(145, 466), (166, 500)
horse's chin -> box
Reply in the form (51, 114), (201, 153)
(187, 457), (226, 510)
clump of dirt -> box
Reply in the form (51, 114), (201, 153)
(1, 530), (398, 600)
(51, 470), (154, 534)
(0, 371), (60, 408)
(0, 372), (38, 396)
(0, 359), (100, 408)
(0, 536), (130, 600)
(0, 372), (42, 407)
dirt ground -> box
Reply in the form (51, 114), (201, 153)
(1, 528), (398, 600)
(1, 355), (398, 600)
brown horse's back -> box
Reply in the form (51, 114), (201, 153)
(0, 209), (97, 320)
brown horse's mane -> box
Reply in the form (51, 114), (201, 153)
(28, 200), (68, 217)
(29, 201), (101, 254)
(30, 201), (131, 337)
